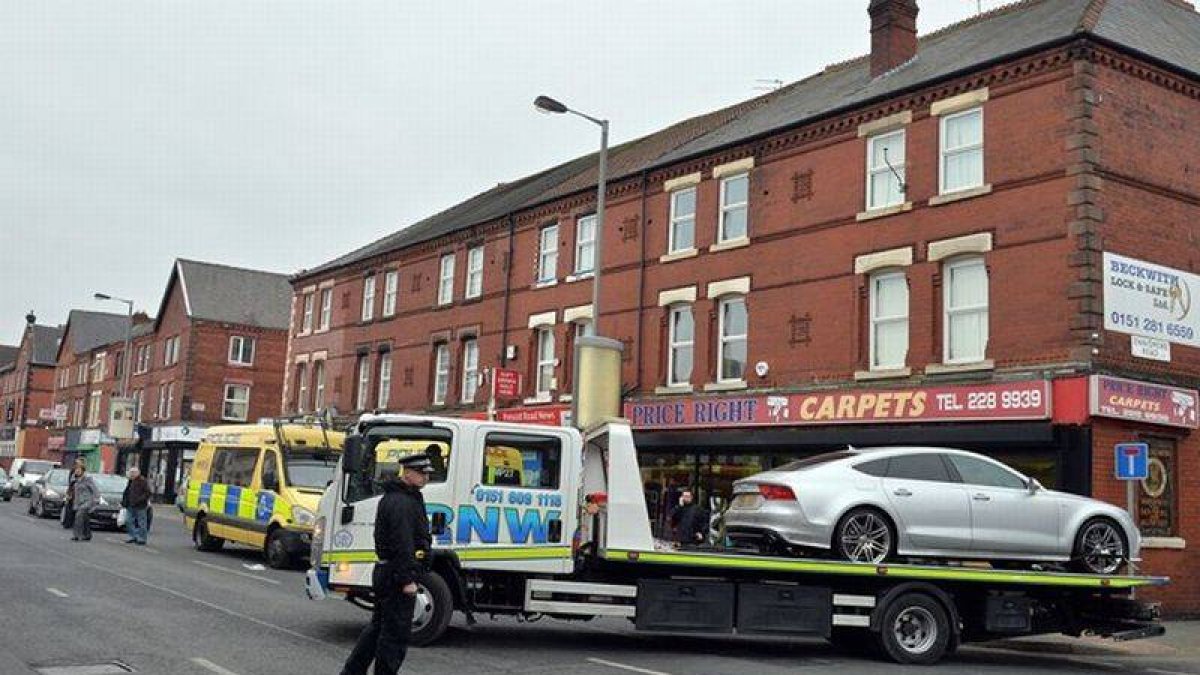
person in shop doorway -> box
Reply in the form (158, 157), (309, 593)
(670, 488), (709, 547)
(340, 452), (434, 675)
(70, 461), (98, 542)
(121, 467), (151, 545)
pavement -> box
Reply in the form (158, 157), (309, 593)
(1, 496), (1197, 675)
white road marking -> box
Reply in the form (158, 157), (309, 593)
(45, 587), (69, 598)
(1146, 670), (1193, 675)
(191, 560), (281, 585)
(190, 657), (242, 675)
(104, 537), (159, 554)
(586, 657), (672, 675)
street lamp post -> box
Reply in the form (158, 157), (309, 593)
(534, 95), (609, 335)
(94, 293), (134, 399)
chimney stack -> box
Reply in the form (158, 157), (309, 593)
(869, 0), (919, 77)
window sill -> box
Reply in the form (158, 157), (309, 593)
(433, 302), (453, 310)
(314, 327), (330, 335)
(461, 295), (482, 305)
(924, 359), (995, 375)
(558, 394), (573, 403)
(709, 237), (750, 253)
(654, 384), (694, 395)
(523, 394), (554, 405)
(659, 248), (698, 264)
(565, 272), (594, 283)
(703, 380), (748, 392)
(856, 202), (913, 222)
(929, 184), (992, 206)
(227, 362), (254, 369)
(533, 280), (558, 290)
(854, 367), (912, 381)
(1142, 537), (1186, 550)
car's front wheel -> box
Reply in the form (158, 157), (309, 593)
(194, 516), (225, 552)
(264, 528), (292, 569)
(833, 507), (896, 564)
(1071, 517), (1127, 575)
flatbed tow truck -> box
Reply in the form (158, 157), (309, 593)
(305, 414), (1167, 665)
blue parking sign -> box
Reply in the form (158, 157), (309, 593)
(1114, 443), (1149, 480)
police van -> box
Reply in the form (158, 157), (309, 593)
(306, 414), (1167, 665)
(182, 420), (343, 569)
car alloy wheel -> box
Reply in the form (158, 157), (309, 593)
(838, 509), (892, 563)
(1078, 520), (1125, 574)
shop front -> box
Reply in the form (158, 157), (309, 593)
(61, 428), (115, 473)
(141, 424), (206, 503)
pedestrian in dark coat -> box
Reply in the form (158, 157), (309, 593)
(341, 452), (434, 675)
(670, 489), (709, 547)
(70, 463), (98, 542)
(121, 467), (152, 545)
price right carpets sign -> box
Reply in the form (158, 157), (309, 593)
(1089, 375), (1199, 429)
(1103, 252), (1199, 347)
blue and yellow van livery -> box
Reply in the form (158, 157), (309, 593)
(182, 423), (344, 569)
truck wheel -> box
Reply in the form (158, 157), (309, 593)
(264, 528), (292, 569)
(409, 571), (453, 647)
(877, 592), (950, 665)
(1071, 517), (1127, 575)
(194, 516), (225, 552)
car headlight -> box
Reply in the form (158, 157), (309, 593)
(292, 506), (316, 527)
(311, 516), (326, 565)
(44, 489), (59, 499)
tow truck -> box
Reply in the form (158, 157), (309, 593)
(305, 414), (1167, 665)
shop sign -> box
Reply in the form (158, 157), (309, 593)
(79, 429), (101, 446)
(53, 403), (68, 421)
(151, 425), (206, 443)
(38, 408), (57, 422)
(1130, 335), (1171, 362)
(626, 380), (1051, 430)
(1090, 375), (1199, 429)
(492, 368), (522, 400)
(1103, 252), (1199, 348)
(46, 436), (65, 450)
(467, 405), (571, 427)
(108, 398), (136, 440)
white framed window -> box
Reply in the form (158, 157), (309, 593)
(944, 257), (990, 363)
(59, 367), (68, 388)
(228, 336), (255, 366)
(574, 215), (596, 275)
(92, 353), (106, 383)
(301, 293), (314, 333)
(156, 386), (166, 420)
(222, 384), (250, 421)
(535, 327), (556, 396)
(163, 336), (179, 366)
(940, 108), (984, 194)
(377, 353), (392, 409)
(355, 355), (371, 410)
(73, 398), (83, 426)
(717, 296), (748, 383)
(460, 339), (479, 404)
(383, 271), (399, 317)
(319, 288), (333, 330)
(869, 272), (909, 370)
(76, 363), (86, 385)
(867, 129), (906, 210)
(134, 389), (144, 423)
(87, 390), (101, 427)
(466, 246), (484, 299)
(361, 275), (376, 322)
(718, 173), (749, 243)
(432, 344), (450, 406)
(438, 254), (455, 305)
(538, 224), (558, 283)
(312, 361), (325, 411)
(295, 363), (309, 413)
(667, 305), (694, 387)
(668, 187), (696, 254)
(166, 382), (175, 418)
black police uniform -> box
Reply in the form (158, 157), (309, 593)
(341, 454), (433, 675)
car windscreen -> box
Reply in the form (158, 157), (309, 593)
(92, 475), (128, 492)
(24, 461), (54, 474)
(283, 449), (340, 490)
(774, 450), (856, 472)
(45, 469), (71, 487)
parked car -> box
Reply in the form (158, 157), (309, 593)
(88, 474), (130, 530)
(11, 458), (59, 497)
(0, 468), (13, 501)
(28, 468), (71, 519)
(725, 447), (1138, 575)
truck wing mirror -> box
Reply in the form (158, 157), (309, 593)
(430, 511), (447, 536)
(342, 436), (365, 473)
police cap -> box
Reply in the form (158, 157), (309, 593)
(398, 452), (435, 474)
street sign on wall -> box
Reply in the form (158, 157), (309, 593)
(108, 398), (136, 440)
(1103, 252), (1199, 348)
(492, 368), (522, 400)
(1114, 442), (1149, 480)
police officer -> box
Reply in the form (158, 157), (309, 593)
(341, 452), (434, 675)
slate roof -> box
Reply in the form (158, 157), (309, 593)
(29, 325), (64, 366)
(0, 345), (18, 371)
(296, 0), (1200, 282)
(172, 259), (293, 330)
(59, 311), (131, 358)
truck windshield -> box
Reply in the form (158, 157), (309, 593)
(284, 449), (339, 490)
(24, 461), (54, 474)
(346, 425), (452, 503)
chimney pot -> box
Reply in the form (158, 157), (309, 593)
(869, 0), (920, 77)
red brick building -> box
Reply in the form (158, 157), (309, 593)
(288, 0), (1200, 614)
(0, 315), (63, 468)
(50, 259), (292, 500)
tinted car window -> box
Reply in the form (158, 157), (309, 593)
(886, 453), (952, 482)
(853, 458), (889, 477)
(947, 455), (1026, 490)
(776, 451), (856, 472)
(45, 469), (71, 487)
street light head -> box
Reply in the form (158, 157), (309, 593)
(94, 293), (111, 301)
(534, 95), (568, 115)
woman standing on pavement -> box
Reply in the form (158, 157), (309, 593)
(70, 462), (98, 542)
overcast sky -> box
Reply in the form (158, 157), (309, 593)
(1, 0), (1011, 343)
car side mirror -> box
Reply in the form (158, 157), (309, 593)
(343, 436), (365, 473)
(262, 475), (279, 492)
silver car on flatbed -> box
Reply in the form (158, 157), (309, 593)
(725, 446), (1138, 575)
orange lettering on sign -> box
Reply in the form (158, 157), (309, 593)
(875, 393), (894, 418)
(836, 395), (857, 419)
(856, 393), (877, 418)
(910, 392), (927, 417)
(816, 396), (836, 420)
(800, 397), (819, 420)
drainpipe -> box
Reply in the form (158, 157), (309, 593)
(633, 170), (649, 397)
(500, 213), (516, 367)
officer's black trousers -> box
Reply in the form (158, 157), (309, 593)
(341, 564), (416, 675)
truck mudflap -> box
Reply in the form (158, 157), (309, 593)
(305, 568), (329, 601)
